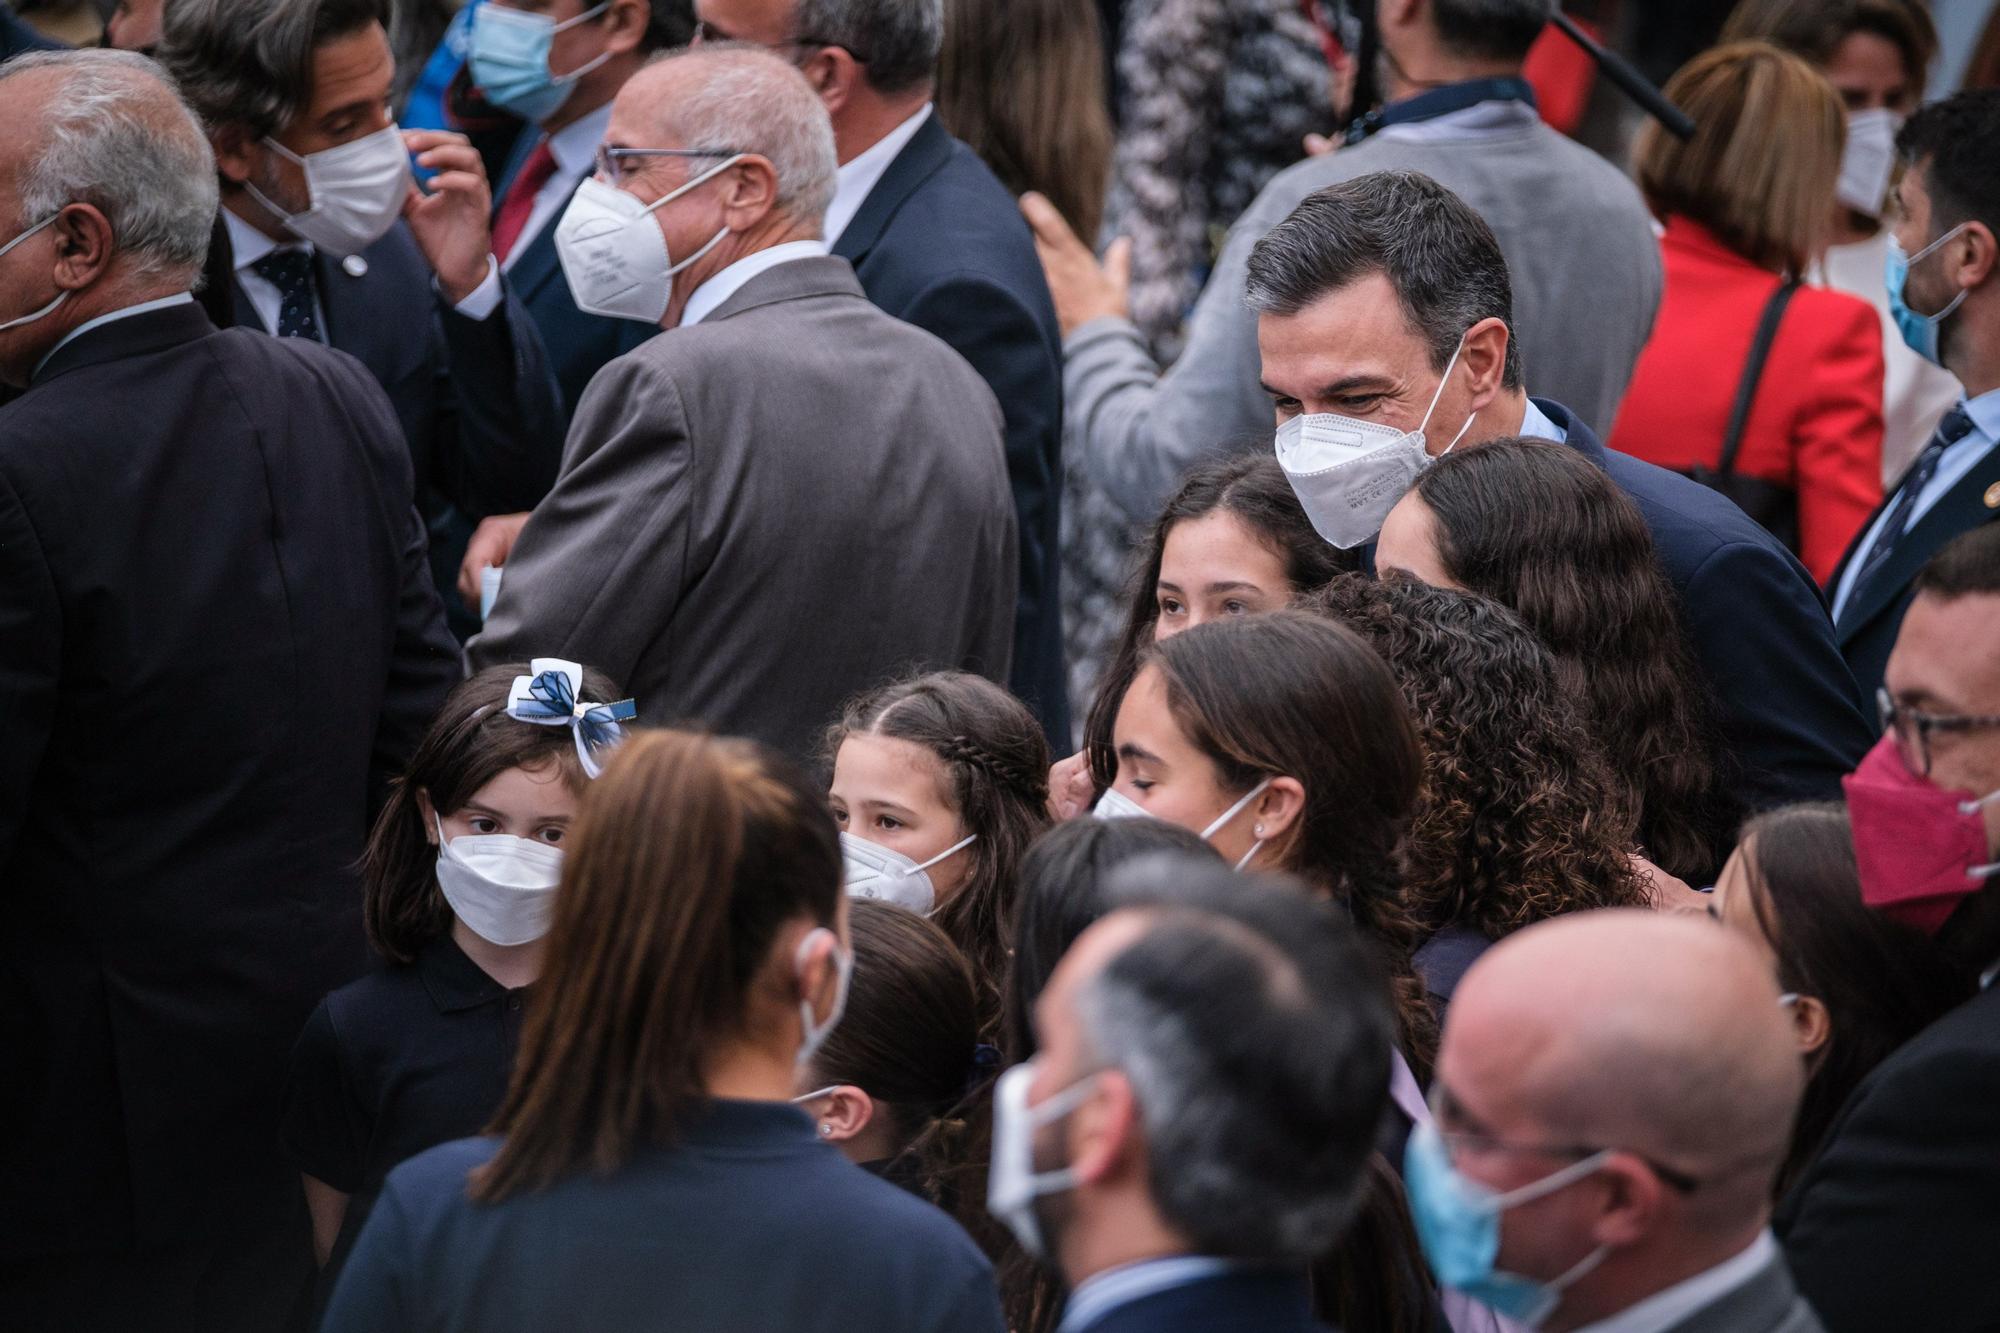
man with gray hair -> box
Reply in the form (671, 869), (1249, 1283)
(468, 43), (1016, 762)
(994, 868), (1391, 1332)
(1409, 912), (1820, 1332)
(0, 49), (456, 1331)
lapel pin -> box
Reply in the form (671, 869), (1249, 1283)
(1985, 481), (2000, 510)
(342, 254), (368, 278)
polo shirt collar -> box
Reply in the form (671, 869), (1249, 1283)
(419, 935), (519, 1014)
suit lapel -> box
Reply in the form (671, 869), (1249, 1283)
(1837, 441), (2000, 640)
(830, 113), (954, 267)
(1828, 441), (1944, 602)
(505, 178), (579, 306)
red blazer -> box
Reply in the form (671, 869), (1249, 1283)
(1609, 216), (1884, 583)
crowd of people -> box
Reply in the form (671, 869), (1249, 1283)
(2, 0), (1999, 1331)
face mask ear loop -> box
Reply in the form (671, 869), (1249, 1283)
(1415, 335), (1468, 439)
(911, 833), (978, 875)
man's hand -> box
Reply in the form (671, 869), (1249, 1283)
(458, 512), (531, 610)
(402, 129), (495, 305)
(1020, 192), (1131, 339)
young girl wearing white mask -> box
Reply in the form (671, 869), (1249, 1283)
(282, 659), (632, 1298)
(823, 672), (1051, 1036)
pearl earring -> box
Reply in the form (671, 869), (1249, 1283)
(1253, 824), (1265, 837)
(819, 1123), (833, 1137)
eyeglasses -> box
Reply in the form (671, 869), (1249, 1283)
(592, 145), (740, 184)
(1877, 687), (2000, 777)
(1430, 1101), (1703, 1195)
(690, 17), (871, 62)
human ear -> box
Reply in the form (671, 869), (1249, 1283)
(1252, 777), (1307, 848)
(49, 204), (116, 291)
(1461, 316), (1511, 413)
(1792, 994), (1833, 1060)
(813, 1085), (876, 1143)
(1068, 1071), (1138, 1187)
(212, 123), (261, 187)
(416, 790), (440, 845)
(719, 156), (781, 230)
(1589, 1155), (1668, 1248)
(603, 0), (648, 55)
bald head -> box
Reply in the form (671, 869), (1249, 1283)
(620, 45), (837, 227)
(1446, 911), (1803, 1220)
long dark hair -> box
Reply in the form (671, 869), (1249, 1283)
(824, 672), (1051, 1030)
(1085, 453), (1355, 789)
(1736, 804), (1974, 1198)
(1410, 437), (1738, 882)
(471, 731), (841, 1203)
(363, 663), (620, 962)
(1311, 575), (1651, 938)
(1144, 612), (1438, 1079)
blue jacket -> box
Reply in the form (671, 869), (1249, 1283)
(1068, 1270), (1332, 1333)
(1539, 399), (1874, 814)
(833, 113), (1069, 742)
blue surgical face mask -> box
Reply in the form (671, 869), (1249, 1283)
(1886, 223), (1970, 368)
(469, 1), (612, 123)
(1404, 1120), (1612, 1326)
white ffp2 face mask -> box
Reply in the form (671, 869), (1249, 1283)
(987, 1063), (1099, 1259)
(247, 125), (413, 258)
(1091, 779), (1272, 868)
(840, 831), (977, 914)
(1837, 108), (1902, 218)
(433, 814), (565, 947)
(554, 155), (743, 325)
(1275, 338), (1473, 549)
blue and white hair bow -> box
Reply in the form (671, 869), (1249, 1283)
(505, 658), (637, 780)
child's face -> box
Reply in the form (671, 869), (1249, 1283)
(432, 761), (580, 848)
(829, 734), (972, 903)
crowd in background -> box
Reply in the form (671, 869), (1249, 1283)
(3, 1), (2000, 1332)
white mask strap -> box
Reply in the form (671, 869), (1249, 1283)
(1200, 778), (1272, 842)
(910, 833), (977, 875)
(553, 0), (611, 32)
(1489, 1147), (1615, 1212)
(0, 211), (57, 259)
(638, 152), (746, 219)
(1415, 335), (1468, 436)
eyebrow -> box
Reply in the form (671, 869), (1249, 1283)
(857, 798), (920, 821)
(1116, 741), (1162, 766)
(1259, 374), (1395, 400)
(459, 802), (569, 823)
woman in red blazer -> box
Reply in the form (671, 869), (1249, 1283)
(1610, 42), (1884, 584)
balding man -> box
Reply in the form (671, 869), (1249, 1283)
(0, 50), (455, 1331)
(466, 44), (1015, 762)
(1407, 912), (1822, 1333)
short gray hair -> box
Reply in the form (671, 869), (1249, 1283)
(1432, 0), (1555, 62)
(159, 0), (388, 139)
(0, 51), (217, 284)
(795, 0), (941, 94)
(645, 45), (838, 228)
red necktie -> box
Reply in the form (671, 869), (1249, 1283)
(492, 139), (560, 263)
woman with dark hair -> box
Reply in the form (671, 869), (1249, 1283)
(1052, 453), (1353, 817)
(1378, 436), (1741, 885)
(1309, 575), (1655, 1007)
(1712, 803), (1974, 1198)
(320, 732), (1005, 1333)
(823, 672), (1051, 1030)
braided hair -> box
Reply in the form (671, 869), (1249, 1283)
(824, 672), (1052, 1034)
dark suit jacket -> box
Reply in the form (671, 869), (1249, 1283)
(470, 255), (1017, 763)
(1777, 982), (2000, 1333)
(493, 128), (654, 422)
(1829, 429), (2000, 701)
(0, 302), (458, 1259)
(833, 113), (1068, 742)
(1072, 1270), (1330, 1333)
(1541, 399), (1875, 815)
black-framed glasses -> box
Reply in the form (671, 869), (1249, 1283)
(1877, 687), (2000, 777)
(592, 145), (740, 184)
(1429, 1091), (1703, 1195)
(690, 17), (871, 62)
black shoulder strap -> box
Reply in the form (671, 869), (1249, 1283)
(1717, 278), (1801, 478)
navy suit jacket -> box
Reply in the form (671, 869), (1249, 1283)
(493, 128), (655, 422)
(834, 113), (1069, 741)
(1538, 399), (1874, 815)
(1828, 431), (2000, 701)
(1071, 1270), (1332, 1333)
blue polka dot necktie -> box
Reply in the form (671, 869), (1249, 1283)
(250, 248), (324, 342)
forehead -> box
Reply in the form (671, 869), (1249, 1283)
(303, 24), (394, 117)
(1825, 30), (1910, 87)
(1886, 592), (2000, 708)
(1257, 271), (1432, 390)
(609, 69), (685, 147)
(0, 69), (60, 183)
(1161, 511), (1285, 576)
(834, 732), (948, 793)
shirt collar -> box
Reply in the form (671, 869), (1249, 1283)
(1347, 76), (1537, 144)
(32, 292), (197, 380)
(1958, 386), (2000, 446)
(418, 935), (521, 1014)
(548, 100), (615, 179)
(1573, 1232), (1777, 1333)
(223, 206), (303, 271)
(1056, 1256), (1246, 1333)
(823, 103), (932, 246)
(679, 238), (830, 328)
(1518, 397), (1569, 443)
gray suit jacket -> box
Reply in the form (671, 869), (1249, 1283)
(1067, 110), (1663, 524)
(469, 255), (1017, 760)
(1656, 1250), (1825, 1333)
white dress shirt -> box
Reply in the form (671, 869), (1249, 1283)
(678, 239), (831, 328)
(1830, 386), (2000, 621)
(822, 103), (932, 247)
(32, 291), (196, 380)
(1055, 1256), (1245, 1333)
(500, 100), (613, 273)
(1518, 397), (1569, 444)
(224, 208), (502, 333)
(1573, 1231), (1778, 1333)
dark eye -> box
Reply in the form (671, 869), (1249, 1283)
(469, 816), (498, 834)
(1158, 596), (1185, 616)
(1223, 599), (1249, 615)
(538, 827), (565, 846)
(829, 804), (849, 826)
(875, 814), (904, 832)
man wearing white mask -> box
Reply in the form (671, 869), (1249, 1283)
(995, 868), (1389, 1333)
(1249, 170), (1876, 818)
(158, 0), (566, 634)
(467, 43), (1016, 764)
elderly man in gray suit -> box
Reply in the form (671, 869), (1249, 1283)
(1411, 913), (1824, 1333)
(466, 43), (1016, 760)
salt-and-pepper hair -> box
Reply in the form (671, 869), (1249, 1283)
(795, 0), (942, 94)
(643, 44), (839, 229)
(0, 50), (217, 285)
(157, 0), (388, 140)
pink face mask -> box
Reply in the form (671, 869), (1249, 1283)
(1843, 735), (2000, 935)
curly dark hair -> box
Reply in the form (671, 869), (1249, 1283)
(1408, 437), (1740, 883)
(1310, 575), (1652, 939)
(1084, 453), (1356, 788)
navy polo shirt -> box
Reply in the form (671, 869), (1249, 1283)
(283, 936), (528, 1289)
(321, 1100), (1006, 1333)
